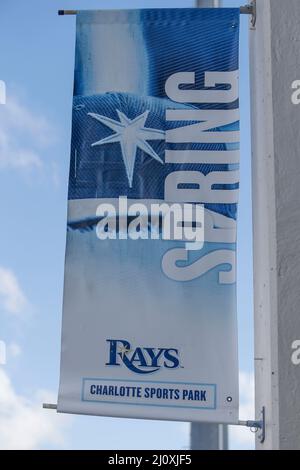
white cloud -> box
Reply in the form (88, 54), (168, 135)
(0, 95), (55, 170)
(0, 80), (6, 105)
(229, 371), (255, 450)
(0, 368), (70, 449)
(0, 341), (6, 365)
(0, 266), (28, 315)
(7, 342), (22, 358)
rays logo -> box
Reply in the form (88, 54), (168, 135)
(106, 339), (180, 374)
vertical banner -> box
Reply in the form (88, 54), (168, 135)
(57, 8), (240, 423)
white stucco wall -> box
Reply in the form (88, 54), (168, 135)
(250, 0), (300, 450)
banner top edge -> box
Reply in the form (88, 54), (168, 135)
(72, 8), (241, 25)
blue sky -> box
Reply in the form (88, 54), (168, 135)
(0, 0), (254, 449)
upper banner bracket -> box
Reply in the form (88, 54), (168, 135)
(58, 4), (256, 20)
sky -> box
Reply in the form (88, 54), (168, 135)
(0, 0), (254, 450)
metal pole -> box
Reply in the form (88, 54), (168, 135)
(190, 423), (220, 451)
(191, 0), (228, 453)
(58, 6), (254, 16)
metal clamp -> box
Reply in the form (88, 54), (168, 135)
(240, 1), (256, 27)
(250, 0), (257, 27)
(239, 406), (265, 443)
(240, 4), (253, 15)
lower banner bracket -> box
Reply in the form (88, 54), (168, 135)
(42, 403), (266, 443)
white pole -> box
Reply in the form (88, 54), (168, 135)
(250, 0), (300, 450)
(191, 0), (227, 453)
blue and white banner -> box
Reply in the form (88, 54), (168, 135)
(57, 8), (240, 423)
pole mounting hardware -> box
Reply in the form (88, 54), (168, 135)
(241, 1), (257, 28)
(240, 406), (265, 443)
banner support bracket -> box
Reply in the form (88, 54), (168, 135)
(58, 5), (255, 19)
(238, 406), (265, 443)
(42, 403), (266, 442)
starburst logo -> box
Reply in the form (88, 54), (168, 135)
(118, 345), (132, 359)
(88, 110), (165, 187)
(106, 339), (180, 374)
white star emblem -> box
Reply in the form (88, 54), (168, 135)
(88, 110), (165, 187)
(118, 346), (132, 359)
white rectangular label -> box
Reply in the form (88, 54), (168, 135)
(82, 378), (216, 410)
